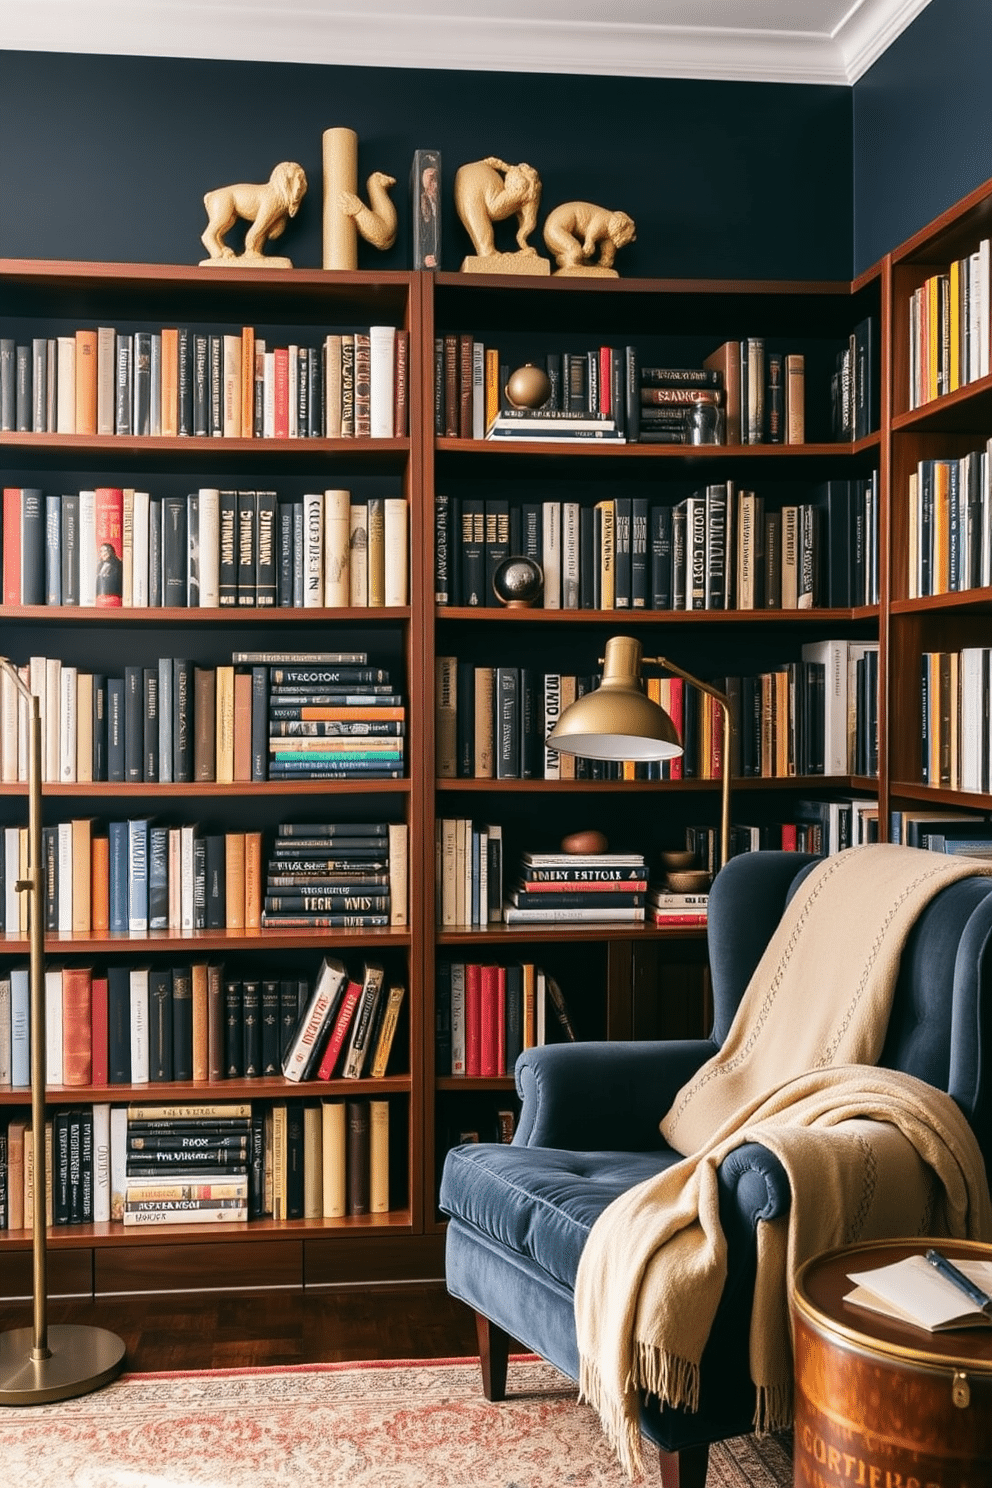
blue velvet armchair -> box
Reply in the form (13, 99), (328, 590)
(439, 850), (992, 1488)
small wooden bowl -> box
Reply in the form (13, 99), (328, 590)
(660, 850), (697, 871)
(664, 869), (712, 893)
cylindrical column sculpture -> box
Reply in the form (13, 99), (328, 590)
(323, 127), (358, 270)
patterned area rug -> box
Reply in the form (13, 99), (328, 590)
(0, 1356), (793, 1487)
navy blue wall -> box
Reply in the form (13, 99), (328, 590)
(853, 0), (992, 272)
(0, 51), (853, 281)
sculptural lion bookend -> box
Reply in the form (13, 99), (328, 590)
(199, 161), (307, 269)
(543, 201), (636, 277)
(454, 157), (550, 276)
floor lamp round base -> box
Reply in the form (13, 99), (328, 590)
(0, 1324), (126, 1404)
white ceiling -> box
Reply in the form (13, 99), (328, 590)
(0, 0), (933, 84)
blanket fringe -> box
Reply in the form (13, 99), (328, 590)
(754, 1381), (792, 1435)
(579, 1359), (644, 1480)
(633, 1341), (700, 1417)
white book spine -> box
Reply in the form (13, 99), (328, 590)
(78, 489), (97, 606)
(149, 333), (162, 436)
(198, 487), (220, 607)
(59, 664), (77, 782)
(349, 502), (369, 607)
(0, 667), (18, 782)
(383, 497), (409, 607)
(130, 968), (150, 1083)
(801, 639), (849, 777)
(110, 1105), (128, 1219)
(180, 825), (197, 930)
(92, 1102), (112, 1223)
(4, 827), (20, 932)
(131, 490), (150, 607)
(10, 966), (30, 1086)
(45, 967), (63, 1084)
(322, 488), (351, 607)
(45, 656), (61, 783)
(542, 501), (562, 609)
(302, 492), (323, 607)
(369, 325), (396, 439)
(471, 341), (485, 440)
(56, 336), (76, 433)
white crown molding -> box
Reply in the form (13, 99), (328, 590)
(0, 0), (933, 85)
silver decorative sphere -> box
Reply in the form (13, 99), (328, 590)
(492, 555), (544, 607)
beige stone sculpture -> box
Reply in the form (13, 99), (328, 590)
(543, 201), (636, 277)
(454, 156), (550, 275)
(199, 162), (307, 269)
(340, 171), (398, 251)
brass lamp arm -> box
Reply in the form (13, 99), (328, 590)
(641, 655), (731, 871)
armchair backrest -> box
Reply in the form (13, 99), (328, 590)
(706, 850), (992, 1172)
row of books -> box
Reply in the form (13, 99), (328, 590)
(907, 241), (990, 410)
(920, 649), (992, 794)
(0, 1096), (392, 1228)
(698, 339), (806, 446)
(435, 819), (503, 929)
(433, 479), (877, 611)
(2, 485), (409, 609)
(0, 325), (408, 440)
(906, 443), (992, 598)
(681, 798), (880, 873)
(502, 849), (648, 925)
(889, 807), (992, 855)
(435, 960), (578, 1076)
(0, 954), (405, 1089)
(0, 818), (407, 936)
(830, 319), (877, 442)
(0, 652), (406, 786)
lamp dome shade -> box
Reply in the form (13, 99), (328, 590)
(545, 636), (683, 761)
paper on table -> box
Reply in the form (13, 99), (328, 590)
(844, 1254), (992, 1332)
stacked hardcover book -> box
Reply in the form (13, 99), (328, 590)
(502, 850), (648, 925)
(123, 1101), (251, 1227)
(253, 651), (406, 783)
(647, 888), (708, 928)
(260, 821), (406, 929)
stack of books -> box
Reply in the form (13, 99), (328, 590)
(637, 365), (724, 445)
(502, 850), (648, 924)
(647, 888), (709, 928)
(123, 1101), (251, 1227)
(260, 820), (406, 929)
(252, 651), (406, 782)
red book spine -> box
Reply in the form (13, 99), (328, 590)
(316, 980), (362, 1080)
(93, 486), (124, 607)
(61, 966), (93, 1085)
(780, 823), (799, 851)
(667, 678), (684, 780)
(651, 913), (708, 927)
(496, 965), (506, 1077)
(90, 974), (109, 1085)
(599, 346), (612, 416)
(3, 487), (21, 605)
(464, 963), (482, 1077)
(273, 348), (290, 438)
(479, 964), (501, 1078)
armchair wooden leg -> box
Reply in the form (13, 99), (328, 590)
(657, 1443), (709, 1488)
(474, 1310), (511, 1402)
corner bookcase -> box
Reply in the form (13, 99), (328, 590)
(2, 172), (990, 1299)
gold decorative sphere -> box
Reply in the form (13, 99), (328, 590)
(505, 363), (552, 410)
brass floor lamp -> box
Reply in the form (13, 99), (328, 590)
(545, 635), (732, 868)
(0, 658), (126, 1404)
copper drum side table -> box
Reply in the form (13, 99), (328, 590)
(790, 1239), (992, 1488)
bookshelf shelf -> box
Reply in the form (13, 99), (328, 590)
(0, 1074), (413, 1107)
(436, 605), (875, 625)
(0, 779), (411, 799)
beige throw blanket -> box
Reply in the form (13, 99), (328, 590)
(574, 845), (992, 1477)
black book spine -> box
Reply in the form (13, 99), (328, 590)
(218, 490), (238, 605)
(61, 492), (80, 605)
(204, 833), (227, 930)
(177, 327), (193, 436)
(255, 490), (277, 606)
(171, 964), (193, 1080)
(631, 497), (649, 608)
(278, 501), (295, 608)
(279, 979), (300, 1065)
(115, 334), (132, 435)
(237, 489), (257, 605)
(209, 334), (223, 437)
(133, 330), (152, 436)
(106, 677), (125, 782)
(68, 1111), (83, 1223)
(149, 823), (169, 930)
(162, 495), (188, 606)
(261, 980), (281, 1076)
(107, 965), (132, 1082)
(224, 980), (244, 1078)
(651, 503), (672, 609)
(434, 490), (451, 605)
(143, 666), (159, 781)
(193, 333), (209, 437)
(579, 503), (595, 608)
(15, 344), (31, 431)
(53, 1110), (71, 1225)
(20, 488), (46, 605)
(172, 658), (192, 782)
(147, 967), (174, 1082)
(495, 666), (520, 779)
(460, 497), (485, 607)
(285, 1100), (305, 1220)
(0, 338), (15, 431)
(123, 665), (144, 783)
(241, 978), (262, 1078)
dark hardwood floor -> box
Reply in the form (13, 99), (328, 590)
(0, 1285), (482, 1372)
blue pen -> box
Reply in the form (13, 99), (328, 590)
(924, 1248), (992, 1317)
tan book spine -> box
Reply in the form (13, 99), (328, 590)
(325, 334), (343, 438)
(353, 331), (371, 437)
(160, 328), (178, 437)
(240, 326), (255, 439)
(233, 669), (253, 781)
(321, 1100), (346, 1218)
(473, 666), (495, 778)
(207, 963), (225, 1082)
(435, 656), (457, 778)
(71, 816), (92, 933)
(384, 497), (408, 607)
(7, 1120), (25, 1230)
(193, 666), (216, 781)
(61, 965), (93, 1085)
(388, 822), (407, 927)
(168, 826), (182, 929)
(348, 501), (369, 607)
(271, 1103), (287, 1221)
(214, 664), (235, 783)
(244, 831), (263, 929)
(596, 499), (615, 608)
(56, 335), (76, 433)
(369, 1099), (390, 1214)
(369, 983), (405, 1077)
(96, 326), (116, 435)
(367, 496), (385, 607)
(74, 329), (98, 434)
(322, 488), (351, 606)
(223, 333), (242, 438)
(558, 676), (577, 780)
(781, 506), (799, 609)
(125, 1099), (252, 1120)
(785, 353), (805, 444)
(224, 831), (246, 930)
(191, 961), (209, 1082)
(303, 1103), (323, 1219)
